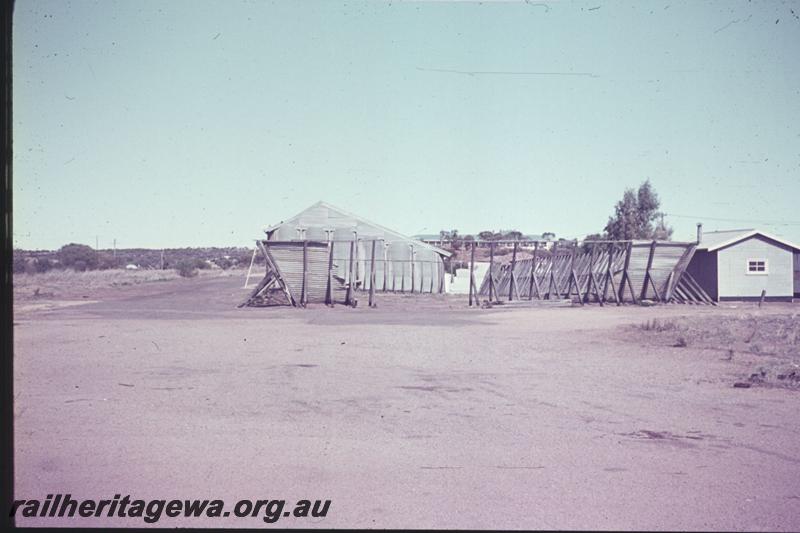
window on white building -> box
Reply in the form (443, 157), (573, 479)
(746, 259), (768, 274)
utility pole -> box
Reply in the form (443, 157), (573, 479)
(95, 235), (99, 250)
(160, 249), (164, 270)
(113, 238), (116, 258)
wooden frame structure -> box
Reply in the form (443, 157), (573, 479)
(240, 238), (715, 309)
(240, 239), (447, 308)
(472, 239), (714, 306)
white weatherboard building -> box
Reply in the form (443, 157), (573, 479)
(686, 228), (800, 302)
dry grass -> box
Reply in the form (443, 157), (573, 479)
(14, 269), (181, 300)
(14, 268), (244, 302)
(632, 312), (800, 389)
(638, 318), (680, 332)
(15, 268), (250, 306)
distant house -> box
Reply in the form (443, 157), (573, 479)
(686, 228), (800, 302)
(413, 234), (451, 248)
(414, 233), (547, 249)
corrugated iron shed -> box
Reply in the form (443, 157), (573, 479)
(264, 201), (452, 258)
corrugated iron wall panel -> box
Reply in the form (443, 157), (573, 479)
(477, 241), (697, 304)
(268, 242), (331, 302)
(263, 239), (445, 304)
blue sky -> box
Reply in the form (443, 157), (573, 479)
(12, 0), (800, 249)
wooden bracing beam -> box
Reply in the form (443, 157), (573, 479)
(476, 239), (711, 306)
(238, 270), (279, 308)
(258, 240), (296, 306)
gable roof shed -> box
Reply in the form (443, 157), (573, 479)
(696, 229), (800, 253)
(263, 200), (452, 258)
(688, 228), (800, 301)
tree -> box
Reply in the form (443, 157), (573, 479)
(581, 232), (605, 253)
(541, 232), (556, 241)
(34, 258), (54, 273)
(477, 229), (524, 241)
(175, 259), (199, 278)
(653, 213), (674, 240)
(449, 229), (462, 250)
(97, 253), (121, 270)
(214, 257), (233, 270)
(12, 253), (28, 274)
(438, 229), (462, 250)
(58, 243), (99, 271)
(604, 180), (672, 240)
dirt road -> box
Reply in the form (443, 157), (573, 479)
(13, 274), (800, 529)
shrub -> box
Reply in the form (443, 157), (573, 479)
(215, 257), (233, 270)
(233, 250), (256, 266)
(58, 243), (99, 271)
(175, 259), (198, 278)
(97, 253), (122, 270)
(640, 318), (676, 332)
(34, 258), (54, 273)
(13, 254), (28, 273)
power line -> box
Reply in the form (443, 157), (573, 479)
(663, 213), (800, 226)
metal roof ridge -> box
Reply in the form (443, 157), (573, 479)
(700, 229), (800, 252)
(264, 201), (453, 257)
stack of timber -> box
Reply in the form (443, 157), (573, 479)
(473, 240), (715, 306)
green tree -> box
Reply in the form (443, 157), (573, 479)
(175, 259), (198, 278)
(581, 232), (605, 253)
(12, 253), (28, 274)
(437, 229), (462, 250)
(653, 213), (674, 240)
(449, 229), (462, 250)
(34, 257), (54, 273)
(58, 243), (99, 271)
(604, 180), (672, 240)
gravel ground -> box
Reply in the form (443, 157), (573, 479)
(12, 274), (800, 529)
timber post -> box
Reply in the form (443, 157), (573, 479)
(528, 241), (540, 300)
(469, 241), (476, 307)
(488, 242), (496, 303)
(509, 241), (518, 301)
(641, 239), (657, 301)
(301, 240), (308, 307)
(547, 241), (558, 299)
(383, 242), (389, 292)
(409, 244), (415, 294)
(325, 240), (334, 306)
(369, 239), (377, 307)
(618, 241), (636, 304)
(570, 239), (584, 305)
(345, 239), (355, 306)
